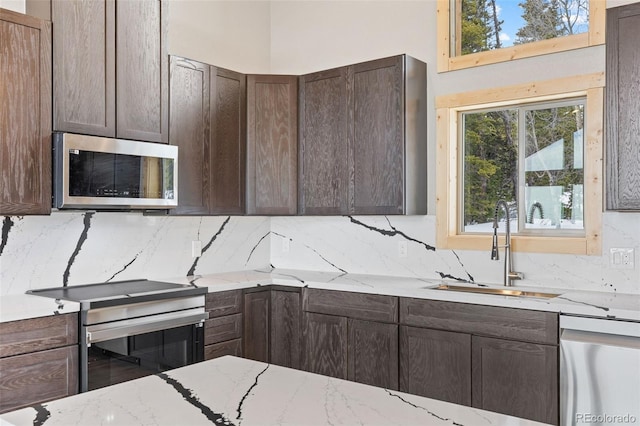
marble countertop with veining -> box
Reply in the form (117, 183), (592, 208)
(0, 294), (80, 323)
(3, 268), (639, 323)
(0, 355), (550, 426)
(170, 268), (640, 322)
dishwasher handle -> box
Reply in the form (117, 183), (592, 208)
(560, 315), (640, 338)
(561, 329), (640, 351)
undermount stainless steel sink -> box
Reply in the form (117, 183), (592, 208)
(432, 284), (561, 299)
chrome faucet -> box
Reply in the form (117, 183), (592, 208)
(491, 200), (524, 287)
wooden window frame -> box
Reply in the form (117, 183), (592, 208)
(435, 73), (604, 255)
(436, 0), (606, 73)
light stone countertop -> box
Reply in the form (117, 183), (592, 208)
(168, 268), (640, 322)
(2, 268), (639, 323)
(0, 294), (80, 323)
(0, 355), (550, 426)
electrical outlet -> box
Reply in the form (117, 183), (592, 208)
(191, 240), (202, 258)
(398, 241), (408, 258)
(282, 237), (290, 253)
(610, 248), (634, 269)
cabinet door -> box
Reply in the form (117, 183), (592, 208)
(472, 335), (558, 425)
(0, 313), (78, 357)
(1, 9), (51, 215)
(301, 312), (347, 379)
(204, 314), (242, 345)
(243, 290), (269, 362)
(205, 290), (242, 318)
(210, 67), (246, 214)
(606, 3), (640, 210)
(351, 56), (404, 214)
(270, 290), (301, 369)
(348, 319), (398, 390)
(399, 326), (471, 405)
(169, 56), (211, 215)
(0, 345), (78, 414)
(52, 0), (115, 137)
(116, 0), (168, 143)
(298, 67), (350, 215)
(247, 75), (298, 215)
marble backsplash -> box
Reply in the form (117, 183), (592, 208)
(0, 212), (271, 295)
(1, 211), (639, 295)
(270, 212), (640, 294)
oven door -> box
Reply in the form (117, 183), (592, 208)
(81, 307), (207, 392)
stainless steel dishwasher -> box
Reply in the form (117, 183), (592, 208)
(560, 315), (640, 425)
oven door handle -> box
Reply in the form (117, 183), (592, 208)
(86, 310), (209, 345)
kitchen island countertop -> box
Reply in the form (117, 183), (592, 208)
(0, 355), (549, 426)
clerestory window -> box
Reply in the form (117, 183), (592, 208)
(436, 73), (604, 255)
(437, 0), (605, 72)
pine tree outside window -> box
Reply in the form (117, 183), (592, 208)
(437, 0), (604, 72)
(461, 99), (586, 236)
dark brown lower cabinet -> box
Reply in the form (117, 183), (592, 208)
(0, 346), (78, 413)
(204, 338), (242, 361)
(0, 313), (78, 414)
(398, 297), (559, 425)
(302, 312), (348, 379)
(348, 319), (398, 390)
(204, 289), (243, 360)
(270, 290), (301, 369)
(472, 336), (558, 425)
(243, 290), (270, 362)
(301, 311), (398, 389)
(243, 288), (302, 367)
(399, 326), (471, 405)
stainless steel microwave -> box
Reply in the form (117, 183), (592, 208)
(53, 132), (178, 210)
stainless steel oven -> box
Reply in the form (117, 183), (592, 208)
(28, 279), (208, 392)
(83, 295), (206, 391)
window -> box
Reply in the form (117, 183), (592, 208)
(436, 0), (605, 72)
(436, 73), (603, 255)
(462, 98), (585, 234)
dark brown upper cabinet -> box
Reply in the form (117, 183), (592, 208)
(298, 55), (427, 215)
(210, 66), (247, 214)
(0, 9), (51, 215)
(169, 59), (246, 215)
(298, 67), (350, 215)
(52, 0), (168, 143)
(169, 56), (211, 215)
(606, 3), (640, 210)
(246, 75), (298, 215)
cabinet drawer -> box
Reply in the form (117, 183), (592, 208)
(205, 290), (242, 317)
(205, 313), (242, 345)
(0, 313), (78, 358)
(204, 339), (242, 361)
(399, 298), (558, 345)
(0, 345), (78, 413)
(302, 288), (398, 323)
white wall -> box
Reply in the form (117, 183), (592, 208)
(167, 0), (271, 73)
(0, 0), (25, 13)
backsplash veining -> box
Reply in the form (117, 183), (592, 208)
(0, 212), (271, 295)
(270, 213), (640, 294)
(1, 211), (638, 295)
